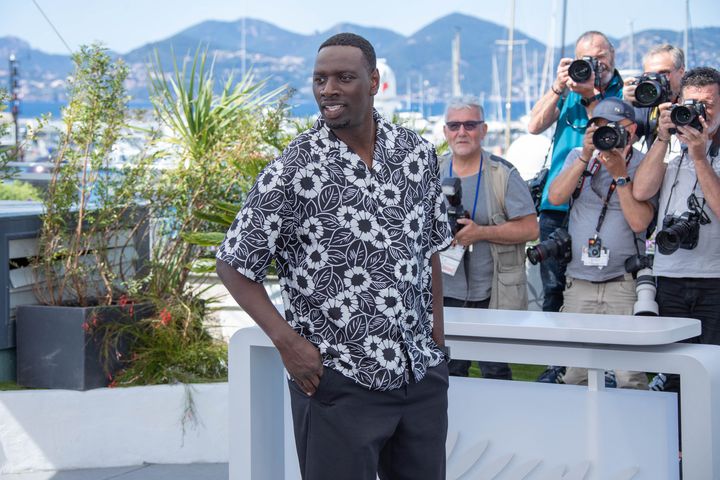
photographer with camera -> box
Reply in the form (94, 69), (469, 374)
(633, 67), (720, 392)
(623, 44), (685, 151)
(439, 96), (538, 379)
(528, 31), (622, 316)
(529, 31), (623, 383)
(546, 97), (655, 389)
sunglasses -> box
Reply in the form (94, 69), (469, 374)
(445, 120), (484, 131)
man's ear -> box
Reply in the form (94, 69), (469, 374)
(370, 68), (380, 96)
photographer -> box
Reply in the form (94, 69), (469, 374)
(633, 67), (720, 392)
(439, 97), (538, 379)
(624, 44), (685, 150)
(528, 31), (623, 316)
(547, 97), (655, 389)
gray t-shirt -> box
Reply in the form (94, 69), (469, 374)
(564, 147), (651, 282)
(438, 153), (536, 301)
(653, 144), (720, 278)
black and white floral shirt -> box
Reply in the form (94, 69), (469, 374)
(217, 110), (452, 391)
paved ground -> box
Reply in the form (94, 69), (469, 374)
(0, 464), (228, 480)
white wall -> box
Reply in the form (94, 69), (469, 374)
(0, 383), (228, 474)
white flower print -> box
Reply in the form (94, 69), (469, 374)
(402, 207), (423, 240)
(370, 226), (392, 250)
(293, 163), (326, 199)
(291, 267), (315, 296)
(238, 207), (254, 229)
(337, 205), (357, 228)
(350, 210), (380, 241)
(377, 183), (401, 206)
(394, 257), (419, 283)
(403, 150), (424, 182)
(300, 217), (325, 241)
(257, 163), (283, 193)
(363, 335), (384, 357)
(376, 339), (405, 374)
(344, 266), (371, 293)
(322, 295), (352, 328)
(304, 243), (329, 269)
(375, 288), (405, 317)
(344, 164), (371, 189)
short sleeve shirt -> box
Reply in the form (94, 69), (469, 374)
(563, 147), (652, 282)
(653, 144), (720, 278)
(438, 154), (536, 301)
(539, 70), (624, 213)
(216, 110), (452, 391)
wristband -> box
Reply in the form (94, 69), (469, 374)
(578, 156), (589, 164)
(551, 85), (564, 96)
(656, 136), (670, 143)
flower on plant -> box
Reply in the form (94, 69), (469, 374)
(159, 308), (172, 326)
(118, 294), (134, 316)
(82, 321), (90, 332)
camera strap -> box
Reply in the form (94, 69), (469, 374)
(588, 151), (633, 234)
(449, 153), (484, 221)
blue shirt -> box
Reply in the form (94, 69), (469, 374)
(539, 70), (624, 212)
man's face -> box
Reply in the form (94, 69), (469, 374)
(644, 51), (685, 100)
(681, 83), (720, 134)
(313, 45), (379, 130)
(576, 35), (614, 86)
(443, 107), (487, 159)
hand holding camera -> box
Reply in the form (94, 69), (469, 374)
(441, 177), (470, 236)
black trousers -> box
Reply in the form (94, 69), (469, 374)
(656, 276), (720, 392)
(288, 363), (449, 480)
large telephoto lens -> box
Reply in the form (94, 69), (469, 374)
(635, 80), (661, 107)
(568, 59), (593, 83)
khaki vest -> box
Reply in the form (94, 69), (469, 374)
(482, 151), (529, 310)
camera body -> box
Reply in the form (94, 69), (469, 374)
(568, 56), (599, 84)
(441, 177), (469, 235)
(624, 254), (658, 316)
(656, 211), (701, 255)
(669, 99), (706, 134)
(633, 72), (671, 108)
(527, 167), (549, 214)
(526, 227), (572, 265)
(592, 122), (629, 151)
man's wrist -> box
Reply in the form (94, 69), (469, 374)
(551, 83), (565, 96)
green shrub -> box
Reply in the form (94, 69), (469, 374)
(0, 181), (41, 201)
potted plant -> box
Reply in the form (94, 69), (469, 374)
(16, 44), (155, 390)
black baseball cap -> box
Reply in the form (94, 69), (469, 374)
(589, 97), (636, 123)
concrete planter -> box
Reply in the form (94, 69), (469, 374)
(0, 382), (229, 473)
(16, 303), (153, 390)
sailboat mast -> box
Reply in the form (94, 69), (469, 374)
(504, 0), (516, 152)
(452, 28), (462, 97)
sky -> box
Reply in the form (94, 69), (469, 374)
(3, 0), (720, 55)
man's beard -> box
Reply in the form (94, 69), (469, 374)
(324, 117), (351, 129)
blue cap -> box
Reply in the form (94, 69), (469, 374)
(589, 97), (636, 123)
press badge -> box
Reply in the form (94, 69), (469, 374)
(440, 245), (465, 276)
(581, 236), (610, 268)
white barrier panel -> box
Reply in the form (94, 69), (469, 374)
(229, 308), (720, 480)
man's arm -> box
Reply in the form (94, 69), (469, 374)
(453, 214), (538, 246)
(633, 103), (672, 201)
(679, 118), (720, 218)
(547, 126), (597, 205)
(216, 259), (322, 396)
(528, 58), (572, 134)
(430, 252), (445, 347)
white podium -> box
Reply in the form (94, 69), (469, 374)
(229, 308), (720, 479)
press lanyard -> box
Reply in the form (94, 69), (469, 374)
(592, 151), (633, 234)
(449, 153), (484, 221)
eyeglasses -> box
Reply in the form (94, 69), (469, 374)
(445, 120), (484, 131)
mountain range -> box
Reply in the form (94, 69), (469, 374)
(2, 13), (719, 116)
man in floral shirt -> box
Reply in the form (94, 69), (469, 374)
(216, 33), (452, 479)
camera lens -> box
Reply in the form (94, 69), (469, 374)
(671, 106), (694, 126)
(592, 125), (620, 151)
(656, 219), (697, 254)
(568, 59), (592, 83)
(635, 81), (660, 107)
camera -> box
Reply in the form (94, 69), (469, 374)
(527, 167), (548, 214)
(526, 228), (572, 265)
(669, 99), (706, 134)
(568, 56), (599, 84)
(624, 254), (658, 316)
(655, 212), (701, 255)
(592, 122), (629, 151)
(441, 177), (469, 235)
(633, 72), (671, 108)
